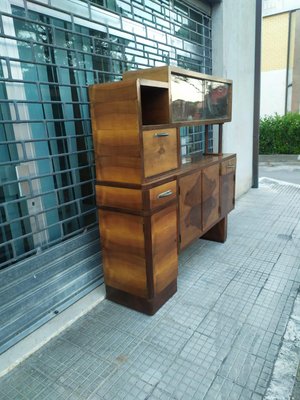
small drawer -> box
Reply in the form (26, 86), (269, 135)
(221, 157), (236, 175)
(149, 181), (177, 210)
(143, 128), (178, 178)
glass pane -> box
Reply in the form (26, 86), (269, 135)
(171, 74), (204, 122)
(171, 74), (230, 122)
(204, 81), (230, 120)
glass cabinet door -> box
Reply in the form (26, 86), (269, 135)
(171, 73), (231, 123)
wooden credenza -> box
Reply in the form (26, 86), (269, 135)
(89, 66), (236, 314)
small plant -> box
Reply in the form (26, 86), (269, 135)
(259, 113), (300, 154)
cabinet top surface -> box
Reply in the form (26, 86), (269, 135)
(96, 153), (236, 189)
(123, 65), (232, 85)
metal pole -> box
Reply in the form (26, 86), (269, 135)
(252, 0), (262, 188)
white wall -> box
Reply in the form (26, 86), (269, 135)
(212, 1), (256, 197)
(260, 70), (286, 116)
(263, 0), (300, 16)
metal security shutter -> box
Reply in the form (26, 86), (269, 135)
(0, 0), (212, 354)
(0, 228), (102, 354)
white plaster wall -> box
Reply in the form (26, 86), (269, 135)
(212, 1), (256, 198)
(260, 69), (286, 116)
(263, 0), (300, 17)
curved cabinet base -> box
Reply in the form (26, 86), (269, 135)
(106, 280), (177, 315)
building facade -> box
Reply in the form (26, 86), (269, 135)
(0, 0), (257, 355)
(261, 0), (300, 115)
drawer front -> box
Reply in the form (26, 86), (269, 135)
(149, 181), (177, 210)
(143, 128), (178, 178)
(221, 157), (236, 175)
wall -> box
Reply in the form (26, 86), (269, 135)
(263, 0), (300, 16)
(212, 0), (256, 197)
(261, 70), (286, 115)
(291, 10), (300, 113)
(260, 12), (289, 116)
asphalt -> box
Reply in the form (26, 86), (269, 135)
(0, 165), (299, 399)
(259, 154), (300, 185)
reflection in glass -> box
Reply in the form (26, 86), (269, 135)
(171, 74), (229, 122)
(204, 81), (229, 120)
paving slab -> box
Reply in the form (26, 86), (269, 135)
(0, 177), (300, 400)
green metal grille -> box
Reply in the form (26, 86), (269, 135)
(0, 0), (212, 269)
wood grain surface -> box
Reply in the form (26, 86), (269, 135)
(179, 171), (202, 250)
(96, 185), (143, 211)
(202, 163), (220, 231)
(151, 204), (178, 294)
(143, 128), (178, 178)
(98, 210), (148, 298)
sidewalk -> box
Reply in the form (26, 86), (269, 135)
(0, 177), (300, 400)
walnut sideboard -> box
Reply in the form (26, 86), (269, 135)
(89, 66), (236, 315)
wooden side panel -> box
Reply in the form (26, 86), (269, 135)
(179, 171), (202, 250)
(94, 128), (140, 157)
(149, 181), (177, 210)
(98, 210), (147, 298)
(151, 204), (178, 294)
(202, 164), (220, 231)
(96, 185), (143, 211)
(92, 100), (140, 130)
(89, 80), (139, 103)
(96, 156), (141, 184)
(89, 80), (142, 184)
(143, 128), (178, 178)
(221, 157), (236, 175)
(220, 157), (236, 217)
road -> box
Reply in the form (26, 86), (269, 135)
(259, 164), (300, 185)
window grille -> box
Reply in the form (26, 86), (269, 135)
(0, 0), (212, 269)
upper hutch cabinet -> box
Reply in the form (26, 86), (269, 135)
(89, 78), (179, 184)
(123, 65), (232, 125)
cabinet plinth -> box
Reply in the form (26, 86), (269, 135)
(89, 67), (236, 314)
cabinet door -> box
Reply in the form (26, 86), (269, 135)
(179, 171), (202, 250)
(99, 210), (148, 298)
(143, 128), (178, 178)
(151, 203), (178, 294)
(220, 158), (236, 216)
(202, 164), (220, 232)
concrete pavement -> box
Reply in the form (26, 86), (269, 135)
(0, 177), (300, 399)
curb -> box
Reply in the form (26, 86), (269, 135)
(259, 155), (300, 165)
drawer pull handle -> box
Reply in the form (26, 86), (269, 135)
(157, 190), (173, 199)
(154, 132), (169, 137)
(227, 164), (235, 168)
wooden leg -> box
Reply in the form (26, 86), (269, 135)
(201, 216), (227, 243)
(205, 125), (209, 154)
(218, 124), (223, 155)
